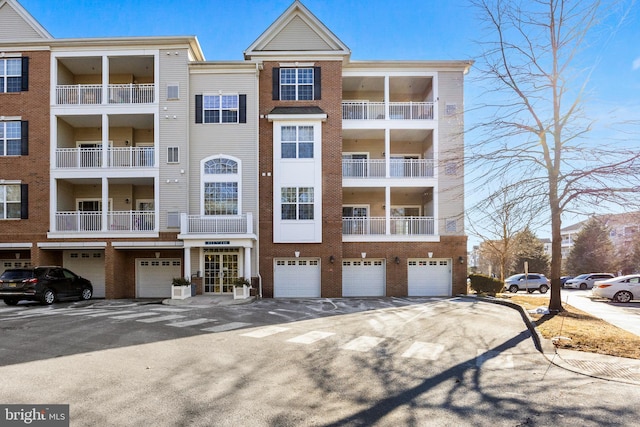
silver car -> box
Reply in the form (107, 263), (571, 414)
(564, 273), (614, 290)
(504, 273), (550, 294)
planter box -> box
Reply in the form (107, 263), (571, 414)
(233, 284), (251, 300)
(171, 285), (191, 300)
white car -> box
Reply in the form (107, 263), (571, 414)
(564, 273), (615, 290)
(592, 274), (640, 303)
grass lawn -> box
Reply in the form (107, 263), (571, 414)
(502, 295), (640, 360)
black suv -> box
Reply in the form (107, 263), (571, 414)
(0, 266), (93, 305)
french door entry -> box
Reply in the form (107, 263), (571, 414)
(204, 249), (239, 294)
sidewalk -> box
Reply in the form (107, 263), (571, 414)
(471, 294), (640, 385)
(162, 294), (257, 307)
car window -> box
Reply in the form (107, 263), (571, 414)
(573, 274), (588, 279)
(62, 269), (76, 280)
(48, 268), (65, 279)
(0, 270), (33, 280)
(527, 275), (540, 280)
(629, 277), (640, 284)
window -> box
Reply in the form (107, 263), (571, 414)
(445, 162), (457, 175)
(167, 147), (179, 163)
(281, 187), (314, 220)
(272, 67), (321, 101)
(167, 84), (179, 100)
(445, 103), (457, 116)
(0, 184), (21, 219)
(446, 219), (457, 233)
(195, 94), (246, 124)
(281, 68), (313, 100)
(281, 125), (313, 158)
(1, 58), (27, 93)
(202, 157), (240, 216)
(0, 122), (22, 156)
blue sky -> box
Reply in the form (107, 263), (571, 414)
(17, 0), (640, 239)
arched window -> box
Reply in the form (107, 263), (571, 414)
(201, 156), (240, 216)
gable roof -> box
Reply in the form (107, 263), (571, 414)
(244, 0), (349, 60)
(0, 0), (52, 41)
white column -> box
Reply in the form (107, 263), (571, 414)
(385, 187), (391, 235)
(102, 56), (109, 105)
(244, 246), (251, 280)
(384, 75), (389, 120)
(184, 246), (191, 281)
(102, 177), (109, 231)
(102, 114), (109, 168)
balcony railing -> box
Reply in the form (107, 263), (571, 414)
(342, 159), (434, 178)
(343, 216), (435, 236)
(55, 147), (155, 168)
(55, 83), (155, 105)
(180, 213), (253, 235)
(342, 101), (434, 120)
(54, 211), (155, 232)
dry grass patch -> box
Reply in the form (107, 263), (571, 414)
(505, 295), (640, 360)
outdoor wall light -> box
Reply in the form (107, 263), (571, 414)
(361, 252), (366, 259)
(294, 251), (300, 258)
(125, 198), (130, 204)
(428, 252), (433, 258)
(459, 256), (465, 264)
(329, 255), (335, 263)
(394, 256), (400, 264)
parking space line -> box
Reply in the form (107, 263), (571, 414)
(137, 314), (185, 323)
(476, 350), (514, 369)
(150, 307), (192, 312)
(86, 310), (135, 317)
(201, 322), (252, 333)
(341, 336), (385, 352)
(401, 341), (445, 360)
(287, 330), (335, 344)
(167, 318), (215, 327)
(110, 312), (158, 320)
(241, 326), (290, 338)
(64, 309), (110, 316)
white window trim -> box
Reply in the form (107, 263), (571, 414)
(199, 154), (242, 216)
(202, 93), (240, 124)
(167, 83), (179, 100)
(167, 146), (179, 164)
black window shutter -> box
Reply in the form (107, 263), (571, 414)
(313, 66), (321, 100)
(195, 95), (203, 123)
(21, 121), (28, 155)
(20, 184), (28, 219)
(21, 57), (29, 91)
(272, 68), (280, 100)
(239, 94), (246, 123)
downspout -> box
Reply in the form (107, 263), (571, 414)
(255, 61), (263, 299)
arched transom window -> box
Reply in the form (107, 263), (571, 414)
(202, 156), (240, 216)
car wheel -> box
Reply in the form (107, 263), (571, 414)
(509, 285), (519, 293)
(579, 283), (587, 290)
(41, 288), (56, 305)
(613, 291), (633, 303)
(80, 287), (92, 301)
(539, 285), (549, 294)
(3, 298), (19, 306)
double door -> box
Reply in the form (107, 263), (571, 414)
(204, 250), (239, 294)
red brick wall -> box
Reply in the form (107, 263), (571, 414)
(0, 50), (50, 257)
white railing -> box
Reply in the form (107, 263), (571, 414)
(55, 83), (154, 105)
(389, 159), (434, 178)
(55, 211), (155, 232)
(342, 102), (385, 120)
(342, 216), (436, 236)
(342, 159), (386, 178)
(389, 102), (434, 120)
(342, 217), (386, 235)
(342, 101), (434, 120)
(55, 147), (155, 168)
(56, 85), (103, 105)
(56, 148), (101, 168)
(109, 147), (154, 167)
(181, 213), (253, 234)
(342, 159), (434, 178)
(55, 211), (102, 232)
(108, 84), (154, 104)
(108, 211), (154, 231)
(390, 217), (435, 235)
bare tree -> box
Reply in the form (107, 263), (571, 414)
(467, 0), (640, 312)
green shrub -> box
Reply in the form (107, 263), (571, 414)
(468, 274), (503, 296)
(171, 277), (191, 287)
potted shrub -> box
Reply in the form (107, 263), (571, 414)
(233, 277), (251, 300)
(171, 277), (192, 300)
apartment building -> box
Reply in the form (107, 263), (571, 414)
(1, 0), (470, 300)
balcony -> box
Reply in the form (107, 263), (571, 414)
(180, 213), (254, 235)
(54, 211), (155, 232)
(343, 216), (435, 236)
(55, 147), (155, 169)
(342, 101), (434, 121)
(342, 159), (434, 178)
(55, 83), (155, 105)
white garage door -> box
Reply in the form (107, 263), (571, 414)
(0, 260), (32, 270)
(274, 258), (321, 298)
(137, 259), (181, 298)
(64, 251), (105, 298)
(408, 259), (452, 296)
(342, 259), (385, 297)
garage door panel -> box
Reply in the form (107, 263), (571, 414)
(408, 259), (451, 296)
(274, 259), (321, 298)
(64, 251), (105, 298)
(342, 259), (385, 297)
(137, 259), (181, 298)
